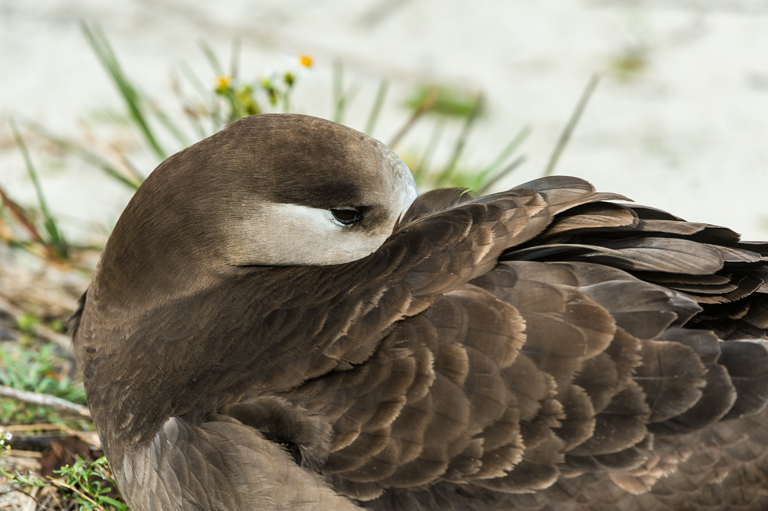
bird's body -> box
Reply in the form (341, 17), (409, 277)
(71, 114), (768, 510)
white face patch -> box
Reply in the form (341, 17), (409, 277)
(233, 203), (396, 266)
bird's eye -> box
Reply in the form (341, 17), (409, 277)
(331, 208), (362, 225)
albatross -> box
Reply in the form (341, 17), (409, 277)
(71, 114), (768, 511)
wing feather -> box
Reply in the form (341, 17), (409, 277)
(85, 175), (768, 510)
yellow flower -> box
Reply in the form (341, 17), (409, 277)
(215, 75), (233, 90)
(299, 55), (313, 68)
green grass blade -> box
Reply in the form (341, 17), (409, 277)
(9, 119), (67, 256)
(435, 93), (484, 187)
(170, 69), (209, 140)
(478, 155), (526, 194)
(179, 61), (212, 99)
(333, 60), (344, 123)
(0, 183), (46, 244)
(342, 84), (360, 122)
(24, 119), (142, 190)
(150, 103), (192, 147)
(543, 74), (600, 177)
(388, 87), (440, 149)
(199, 40), (225, 76)
(178, 61), (223, 133)
(405, 85), (478, 119)
(412, 119), (444, 186)
(331, 61), (359, 124)
(82, 23), (166, 160)
(365, 79), (389, 136)
(230, 38), (241, 80)
(475, 125), (531, 183)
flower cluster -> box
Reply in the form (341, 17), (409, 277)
(213, 54), (314, 120)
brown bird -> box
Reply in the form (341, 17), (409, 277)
(71, 114), (768, 511)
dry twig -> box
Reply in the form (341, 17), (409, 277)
(0, 386), (90, 419)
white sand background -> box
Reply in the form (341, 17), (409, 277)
(2, 0), (768, 249)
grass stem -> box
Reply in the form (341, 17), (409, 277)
(365, 80), (389, 136)
(543, 74), (600, 177)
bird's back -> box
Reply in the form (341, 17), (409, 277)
(276, 177), (768, 510)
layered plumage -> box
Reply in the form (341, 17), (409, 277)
(71, 114), (768, 511)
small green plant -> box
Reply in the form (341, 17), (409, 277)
(405, 84), (482, 119)
(80, 24), (314, 171)
(0, 342), (87, 424)
(211, 52), (312, 119)
(15, 310), (42, 337)
(53, 456), (128, 510)
(1, 449), (128, 511)
(63, 24), (530, 197)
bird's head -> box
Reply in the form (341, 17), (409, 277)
(72, 114), (419, 458)
(91, 114), (418, 308)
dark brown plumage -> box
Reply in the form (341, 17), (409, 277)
(71, 114), (768, 511)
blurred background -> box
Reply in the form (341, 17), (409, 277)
(1, 2), (768, 506)
(2, 0), (768, 247)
